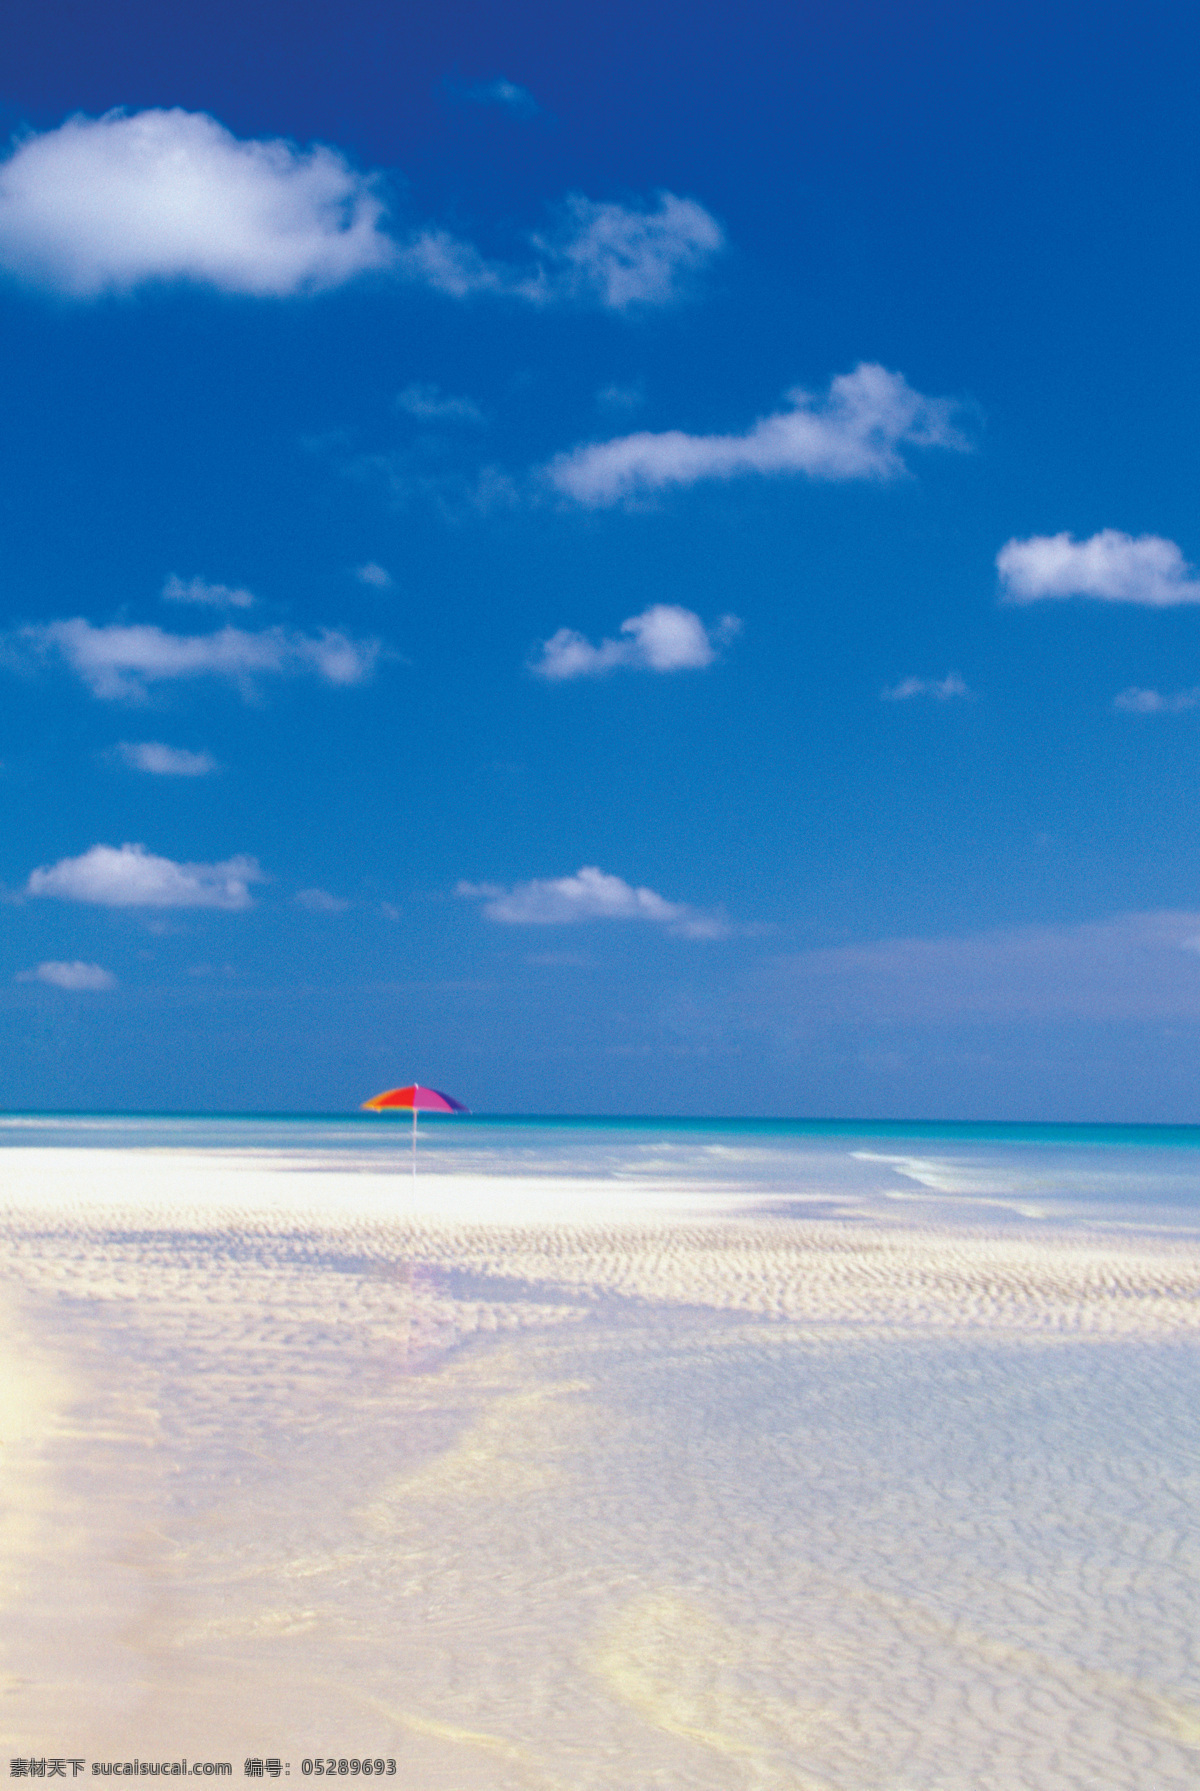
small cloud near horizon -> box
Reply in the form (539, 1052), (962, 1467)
(457, 865), (729, 938)
(17, 959), (116, 990)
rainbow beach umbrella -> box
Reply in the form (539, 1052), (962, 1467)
(360, 1083), (470, 1180)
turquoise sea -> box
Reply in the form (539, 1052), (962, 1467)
(5, 1109), (1200, 1230)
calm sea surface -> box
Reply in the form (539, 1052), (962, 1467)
(4, 1110), (1200, 1230)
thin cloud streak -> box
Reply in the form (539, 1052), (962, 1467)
(396, 383), (484, 423)
(5, 618), (380, 700)
(758, 910), (1200, 1025)
(546, 364), (966, 506)
(882, 672), (970, 702)
(162, 574), (254, 609)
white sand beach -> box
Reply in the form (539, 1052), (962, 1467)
(2, 1144), (1199, 1788)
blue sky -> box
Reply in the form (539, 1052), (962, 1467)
(4, 0), (1200, 1118)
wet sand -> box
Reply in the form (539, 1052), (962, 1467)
(1, 1146), (1199, 1787)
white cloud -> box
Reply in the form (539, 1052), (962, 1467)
(293, 887), (349, 913)
(1113, 686), (1200, 714)
(27, 842), (264, 909)
(396, 382), (484, 423)
(355, 561), (393, 588)
(116, 741), (219, 776)
(0, 108), (394, 297)
(7, 618), (380, 699)
(399, 190), (724, 312)
(17, 960), (116, 990)
(546, 364), (965, 506)
(162, 573), (254, 609)
(996, 531), (1200, 606)
(531, 605), (741, 680)
(882, 672), (970, 702)
(457, 865), (727, 937)
(0, 109), (719, 315)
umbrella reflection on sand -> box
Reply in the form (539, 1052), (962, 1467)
(361, 1083), (470, 1181)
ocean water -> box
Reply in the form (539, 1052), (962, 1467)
(4, 1108), (1200, 1230)
(2, 1114), (1199, 1786)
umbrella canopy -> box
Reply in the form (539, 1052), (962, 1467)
(361, 1084), (469, 1113)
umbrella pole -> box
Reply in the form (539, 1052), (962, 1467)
(412, 1104), (417, 1183)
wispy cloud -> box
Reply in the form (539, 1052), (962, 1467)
(760, 910), (1200, 1023)
(531, 605), (741, 680)
(882, 672), (971, 702)
(457, 865), (728, 937)
(116, 741), (219, 776)
(597, 382), (645, 413)
(396, 382), (484, 423)
(533, 192), (723, 310)
(546, 364), (966, 506)
(1113, 686), (1200, 714)
(997, 530), (1200, 606)
(162, 573), (254, 609)
(399, 190), (724, 312)
(16, 959), (116, 990)
(0, 108), (394, 297)
(27, 842), (264, 909)
(293, 887), (349, 913)
(5, 618), (380, 700)
(355, 561), (393, 588)
(453, 78), (540, 117)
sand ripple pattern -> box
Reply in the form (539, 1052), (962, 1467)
(0, 1152), (1198, 1786)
